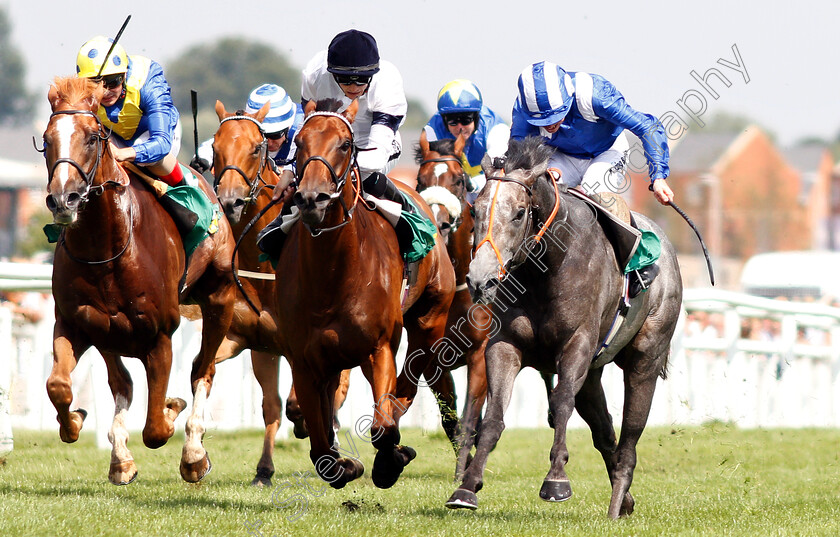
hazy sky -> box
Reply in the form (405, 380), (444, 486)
(5, 0), (838, 147)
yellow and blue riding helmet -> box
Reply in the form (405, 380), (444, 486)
(76, 35), (128, 78)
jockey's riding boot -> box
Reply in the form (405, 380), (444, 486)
(629, 263), (660, 298)
(157, 189), (199, 237)
(362, 172), (421, 253)
(256, 201), (296, 258)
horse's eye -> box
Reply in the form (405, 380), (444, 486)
(340, 140), (352, 151)
(513, 208), (526, 221)
(86, 134), (98, 146)
(252, 145), (261, 156)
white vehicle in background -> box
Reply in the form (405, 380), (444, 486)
(740, 250), (840, 302)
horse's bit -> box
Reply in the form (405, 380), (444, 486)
(213, 114), (277, 203)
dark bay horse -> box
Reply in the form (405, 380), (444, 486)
(446, 137), (682, 518)
(415, 134), (491, 480)
(274, 99), (455, 489)
(209, 100), (350, 485)
(43, 77), (235, 485)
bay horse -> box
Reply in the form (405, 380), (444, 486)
(274, 99), (455, 489)
(42, 77), (235, 485)
(446, 137), (682, 518)
(415, 134), (491, 480)
(209, 100), (350, 485)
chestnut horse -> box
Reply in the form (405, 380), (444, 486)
(274, 99), (455, 489)
(415, 135), (491, 480)
(209, 100), (349, 485)
(42, 77), (235, 485)
(447, 138), (682, 518)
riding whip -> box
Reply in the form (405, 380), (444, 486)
(95, 15), (132, 79)
(651, 184), (715, 285)
(191, 89), (201, 164)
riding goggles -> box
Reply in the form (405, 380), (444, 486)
(444, 113), (477, 126)
(94, 74), (125, 90)
(333, 74), (372, 86)
(265, 128), (289, 141)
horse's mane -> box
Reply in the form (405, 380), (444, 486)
(413, 138), (457, 164)
(51, 76), (100, 107)
(504, 137), (554, 173)
(314, 98), (344, 113)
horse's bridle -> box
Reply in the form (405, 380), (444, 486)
(213, 114), (278, 203)
(294, 111), (361, 237)
(475, 169), (561, 279)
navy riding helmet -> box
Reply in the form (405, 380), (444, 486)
(327, 29), (380, 77)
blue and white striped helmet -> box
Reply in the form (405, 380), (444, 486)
(245, 84), (295, 134)
(517, 61), (574, 126)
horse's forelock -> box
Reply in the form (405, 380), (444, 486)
(413, 138), (457, 164)
(314, 99), (344, 113)
(50, 76), (100, 111)
(504, 137), (554, 174)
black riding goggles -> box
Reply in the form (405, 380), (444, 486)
(333, 74), (372, 86)
(265, 128), (289, 141)
(444, 113), (477, 127)
(92, 74), (125, 90)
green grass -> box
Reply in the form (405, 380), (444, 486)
(1, 424), (839, 536)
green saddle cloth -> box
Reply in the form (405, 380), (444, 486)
(624, 229), (661, 273)
(400, 196), (437, 263)
(44, 165), (220, 258)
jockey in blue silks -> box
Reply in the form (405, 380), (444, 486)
(510, 61), (675, 296)
(423, 79), (509, 202)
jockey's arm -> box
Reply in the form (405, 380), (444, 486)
(356, 115), (402, 176)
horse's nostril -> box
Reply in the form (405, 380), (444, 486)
(314, 192), (331, 204)
(293, 191), (305, 206)
(45, 196), (57, 211)
(66, 192), (82, 209)
(233, 198), (246, 208)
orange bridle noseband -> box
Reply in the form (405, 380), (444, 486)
(474, 167), (562, 278)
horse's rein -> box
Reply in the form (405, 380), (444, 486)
(213, 115), (275, 203)
(475, 168), (562, 279)
(418, 155), (469, 192)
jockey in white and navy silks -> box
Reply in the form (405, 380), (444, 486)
(258, 29), (437, 261)
(194, 83), (304, 173)
(423, 79), (509, 199)
(511, 61), (675, 205)
(300, 41), (407, 178)
(76, 35), (184, 187)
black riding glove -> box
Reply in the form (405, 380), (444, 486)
(190, 156), (210, 174)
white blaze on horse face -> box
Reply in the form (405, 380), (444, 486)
(434, 163), (447, 179)
(53, 115), (77, 188)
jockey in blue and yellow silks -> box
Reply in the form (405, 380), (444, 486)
(76, 36), (184, 187)
(422, 79), (510, 200)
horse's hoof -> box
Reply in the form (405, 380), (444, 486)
(250, 467), (274, 487)
(539, 479), (572, 502)
(180, 452), (212, 483)
(371, 445), (416, 489)
(445, 488), (478, 510)
(109, 460), (138, 485)
(58, 409), (88, 443)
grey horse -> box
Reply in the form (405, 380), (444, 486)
(445, 137), (683, 519)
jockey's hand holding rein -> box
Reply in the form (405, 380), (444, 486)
(110, 143), (136, 163)
(271, 169), (297, 205)
(652, 178), (674, 205)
